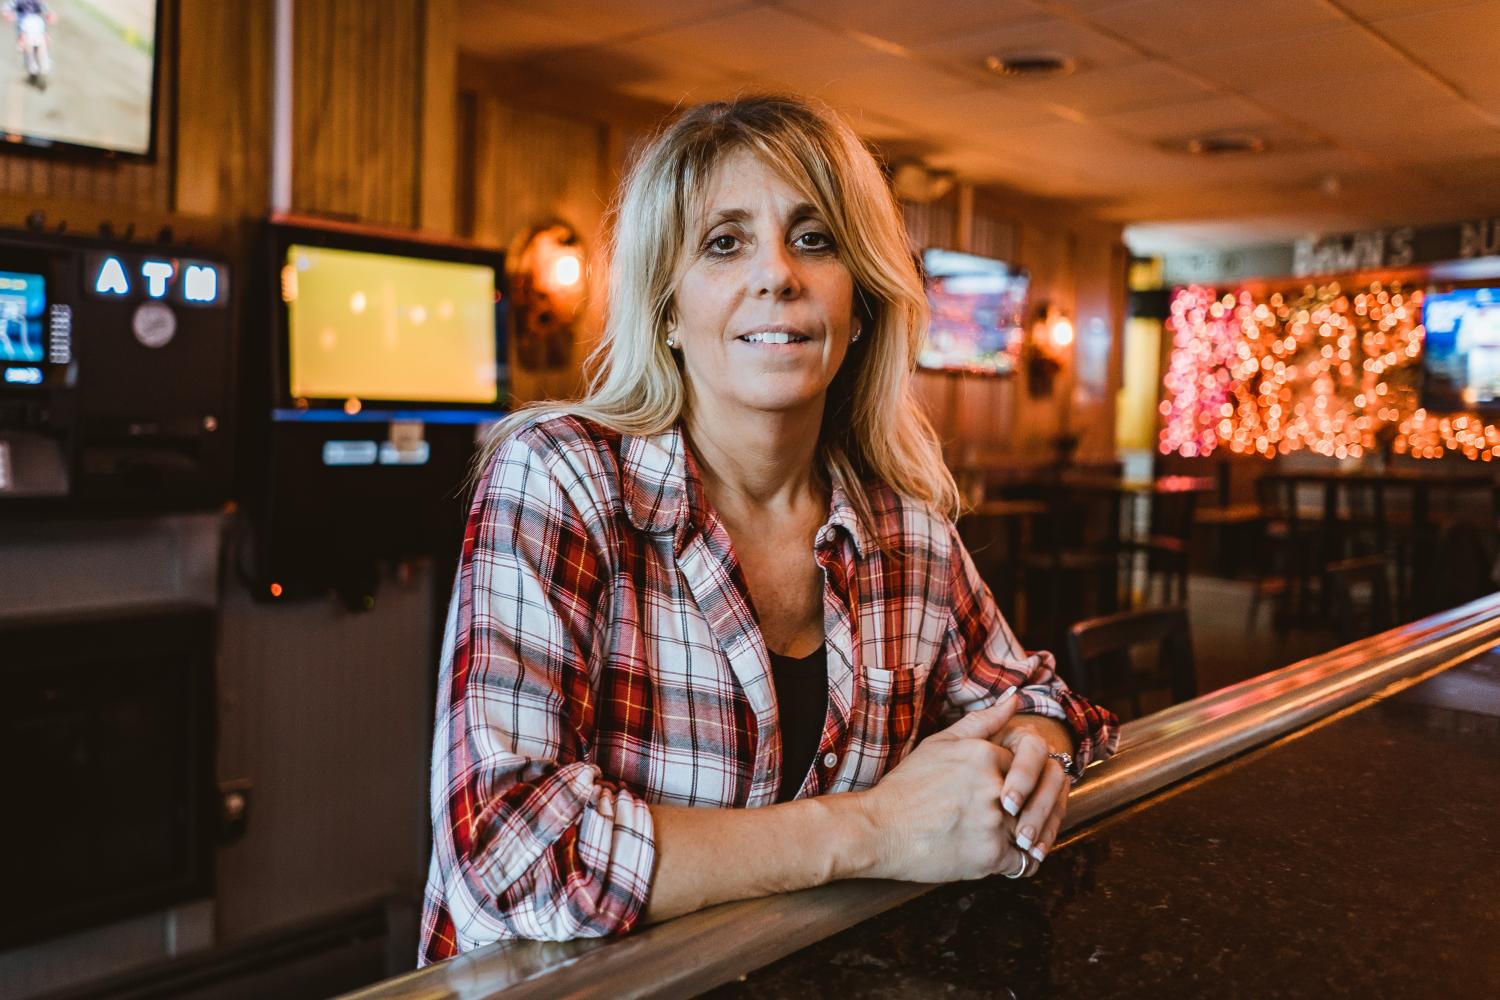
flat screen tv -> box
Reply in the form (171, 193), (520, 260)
(919, 248), (1028, 376)
(268, 222), (508, 423)
(0, 0), (161, 158)
(1421, 286), (1500, 413)
(0, 268), (45, 362)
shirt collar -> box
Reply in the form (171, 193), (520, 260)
(619, 424), (884, 559)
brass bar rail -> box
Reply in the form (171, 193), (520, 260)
(344, 593), (1500, 1000)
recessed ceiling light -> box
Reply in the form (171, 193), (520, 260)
(1184, 132), (1267, 156)
(983, 52), (1076, 78)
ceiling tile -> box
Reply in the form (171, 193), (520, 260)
(1176, 25), (1404, 93)
(1086, 0), (1344, 59)
(481, 0), (756, 44)
(1105, 94), (1281, 142)
(1247, 64), (1457, 135)
(1028, 60), (1214, 117)
(800, 60), (991, 125)
(773, 0), (1038, 48)
(1335, 0), (1492, 21)
(640, 7), (893, 90)
(1320, 101), (1500, 160)
(1365, 1), (1500, 104)
(904, 87), (1071, 134)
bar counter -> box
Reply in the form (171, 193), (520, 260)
(344, 594), (1500, 1000)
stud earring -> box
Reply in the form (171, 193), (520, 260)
(851, 321), (863, 344)
(665, 335), (676, 349)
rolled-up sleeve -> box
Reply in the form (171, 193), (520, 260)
(928, 523), (1119, 776)
(424, 426), (655, 955)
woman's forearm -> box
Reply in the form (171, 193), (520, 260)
(642, 792), (880, 924)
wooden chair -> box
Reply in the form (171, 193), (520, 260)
(1132, 487), (1199, 606)
(1248, 473), (1324, 630)
(1018, 484), (1125, 650)
(956, 501), (1041, 625)
(1338, 478), (1415, 618)
(1066, 605), (1196, 722)
(1324, 555), (1394, 644)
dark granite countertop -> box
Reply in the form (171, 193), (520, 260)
(707, 648), (1500, 999)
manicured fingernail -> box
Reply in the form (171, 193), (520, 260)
(1003, 795), (1021, 817)
(1030, 845), (1047, 863)
(1015, 829), (1033, 851)
(997, 686), (1017, 703)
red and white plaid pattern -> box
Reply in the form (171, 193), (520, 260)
(419, 415), (1119, 962)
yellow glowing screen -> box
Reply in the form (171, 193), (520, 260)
(285, 245), (498, 404)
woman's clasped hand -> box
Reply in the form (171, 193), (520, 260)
(854, 688), (1068, 882)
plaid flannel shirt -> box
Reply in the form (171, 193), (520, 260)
(419, 414), (1119, 963)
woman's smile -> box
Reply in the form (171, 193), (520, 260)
(736, 325), (815, 350)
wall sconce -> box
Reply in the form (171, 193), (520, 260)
(508, 221), (587, 372)
(1025, 302), (1071, 397)
(890, 158), (956, 203)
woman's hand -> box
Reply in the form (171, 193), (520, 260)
(994, 716), (1074, 864)
(853, 689), (1035, 883)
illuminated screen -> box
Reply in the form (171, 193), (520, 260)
(1422, 287), (1500, 412)
(919, 248), (1028, 375)
(0, 0), (158, 156)
(285, 244), (499, 405)
(0, 270), (45, 363)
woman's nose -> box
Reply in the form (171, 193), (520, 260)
(751, 241), (801, 299)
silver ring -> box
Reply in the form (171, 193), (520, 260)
(1002, 852), (1030, 879)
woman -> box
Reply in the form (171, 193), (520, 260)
(420, 95), (1118, 964)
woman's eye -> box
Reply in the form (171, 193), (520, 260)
(707, 234), (740, 254)
(796, 231), (834, 251)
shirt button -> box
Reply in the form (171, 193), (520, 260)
(822, 752), (838, 769)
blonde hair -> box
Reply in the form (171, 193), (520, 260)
(476, 94), (959, 527)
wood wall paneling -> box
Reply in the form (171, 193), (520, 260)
(469, 95), (612, 403)
(419, 0), (458, 235)
(175, 0), (272, 224)
(291, 0), (424, 228)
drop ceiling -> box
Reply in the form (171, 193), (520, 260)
(460, 0), (1500, 253)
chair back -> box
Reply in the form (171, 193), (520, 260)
(1324, 555), (1394, 643)
(1148, 488), (1199, 544)
(1066, 605), (1196, 720)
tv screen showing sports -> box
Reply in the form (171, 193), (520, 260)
(283, 244), (500, 406)
(1421, 287), (1500, 412)
(0, 0), (159, 156)
(0, 269), (44, 362)
(919, 248), (1028, 375)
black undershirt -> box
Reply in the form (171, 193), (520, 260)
(768, 644), (829, 803)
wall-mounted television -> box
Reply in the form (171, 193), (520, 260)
(1421, 286), (1500, 413)
(268, 222), (508, 422)
(918, 248), (1029, 376)
(0, 0), (161, 158)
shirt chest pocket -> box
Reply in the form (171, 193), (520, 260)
(853, 663), (929, 764)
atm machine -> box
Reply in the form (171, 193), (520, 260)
(0, 228), (235, 512)
(0, 228), (233, 949)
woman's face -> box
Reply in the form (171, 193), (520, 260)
(670, 148), (857, 421)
